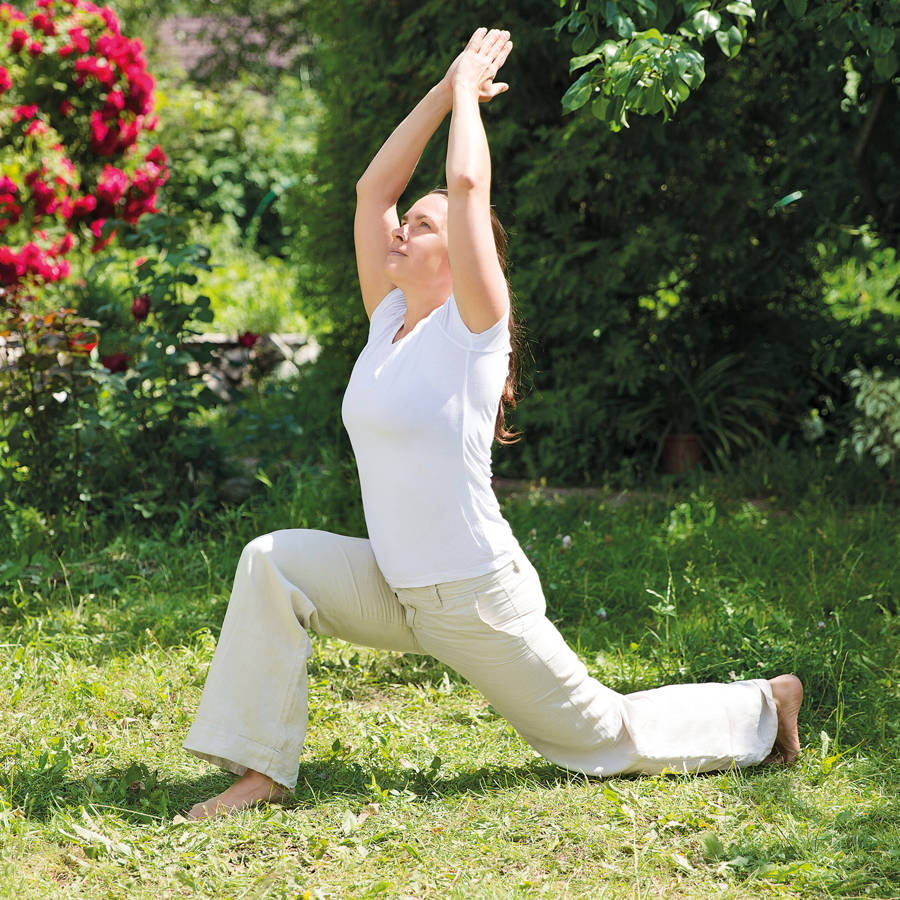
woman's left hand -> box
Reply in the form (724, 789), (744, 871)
(442, 27), (513, 103)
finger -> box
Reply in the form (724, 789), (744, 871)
(494, 39), (513, 71)
(490, 82), (509, 97)
(466, 26), (487, 52)
(484, 28), (510, 59)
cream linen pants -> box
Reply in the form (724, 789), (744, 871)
(184, 529), (778, 789)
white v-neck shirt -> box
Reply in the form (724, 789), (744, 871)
(341, 288), (520, 588)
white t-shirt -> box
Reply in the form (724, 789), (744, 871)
(341, 288), (520, 588)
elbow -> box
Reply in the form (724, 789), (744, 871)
(446, 170), (482, 193)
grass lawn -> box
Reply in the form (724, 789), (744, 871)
(1, 468), (898, 898)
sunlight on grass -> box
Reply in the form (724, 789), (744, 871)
(1, 479), (897, 898)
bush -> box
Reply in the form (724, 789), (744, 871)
(289, 0), (900, 483)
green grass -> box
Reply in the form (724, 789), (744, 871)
(1, 467), (898, 898)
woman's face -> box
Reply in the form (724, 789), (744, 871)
(384, 193), (451, 288)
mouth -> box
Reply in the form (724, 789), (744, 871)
(389, 249), (406, 256)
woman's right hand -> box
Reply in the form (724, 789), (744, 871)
(439, 27), (513, 103)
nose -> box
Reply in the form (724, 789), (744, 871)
(392, 223), (408, 241)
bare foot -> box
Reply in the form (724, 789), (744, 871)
(766, 673), (803, 765)
(186, 769), (292, 820)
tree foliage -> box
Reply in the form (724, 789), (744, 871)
(283, 0), (896, 480)
(556, 0), (900, 135)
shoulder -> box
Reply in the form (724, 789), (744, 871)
(437, 293), (511, 353)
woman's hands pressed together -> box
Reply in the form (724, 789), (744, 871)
(442, 27), (513, 103)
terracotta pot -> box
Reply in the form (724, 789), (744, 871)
(661, 432), (704, 474)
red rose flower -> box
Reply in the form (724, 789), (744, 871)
(67, 26), (90, 53)
(96, 165), (128, 211)
(0, 66), (11, 93)
(60, 99), (74, 116)
(31, 12), (56, 35)
(71, 194), (97, 218)
(238, 331), (260, 348)
(12, 104), (38, 123)
(0, 202), (23, 229)
(8, 29), (28, 53)
(27, 40), (44, 56)
(0, 247), (25, 285)
(131, 293), (151, 321)
(101, 351), (130, 373)
(89, 110), (118, 156)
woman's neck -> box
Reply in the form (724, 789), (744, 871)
(397, 280), (452, 331)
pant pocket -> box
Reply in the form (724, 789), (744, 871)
(474, 569), (545, 638)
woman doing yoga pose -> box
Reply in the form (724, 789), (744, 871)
(183, 27), (803, 820)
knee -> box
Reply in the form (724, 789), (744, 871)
(237, 529), (320, 580)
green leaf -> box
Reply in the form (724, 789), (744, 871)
(572, 25), (596, 55)
(715, 25), (743, 58)
(772, 189), (804, 209)
(725, 1), (756, 19)
(693, 9), (721, 39)
(783, 0), (807, 18)
(562, 71), (596, 113)
(644, 83), (666, 114)
(874, 49), (898, 81)
(570, 50), (604, 73)
(591, 95), (612, 121)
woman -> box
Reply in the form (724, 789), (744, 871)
(183, 28), (803, 820)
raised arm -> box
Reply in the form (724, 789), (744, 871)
(354, 86), (451, 318)
(445, 28), (514, 333)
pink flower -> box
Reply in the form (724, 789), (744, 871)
(100, 6), (122, 36)
(0, 247), (25, 285)
(53, 233), (75, 256)
(8, 29), (28, 53)
(31, 12), (56, 35)
(1, 3), (28, 20)
(89, 110), (118, 156)
(0, 66), (11, 93)
(0, 201), (22, 229)
(101, 88), (125, 121)
(29, 177), (60, 218)
(101, 351), (130, 373)
(12, 104), (39, 123)
(95, 165), (128, 211)
(27, 40), (44, 56)
(130, 293), (151, 321)
(68, 26), (90, 53)
(71, 194), (97, 218)
(60, 99), (74, 116)
(90, 217), (115, 251)
(238, 331), (260, 348)
(145, 144), (166, 166)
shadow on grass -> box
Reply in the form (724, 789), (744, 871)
(6, 750), (823, 828)
(4, 754), (598, 824)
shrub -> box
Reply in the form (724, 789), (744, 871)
(1, 1), (227, 518)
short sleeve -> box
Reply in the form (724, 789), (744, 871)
(439, 294), (511, 353)
(367, 288), (406, 342)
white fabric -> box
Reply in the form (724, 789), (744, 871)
(341, 288), (519, 588)
(184, 530), (779, 789)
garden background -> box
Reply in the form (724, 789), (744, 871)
(1, 0), (898, 897)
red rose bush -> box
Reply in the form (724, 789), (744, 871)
(1, 0), (168, 298)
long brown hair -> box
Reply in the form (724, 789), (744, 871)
(429, 189), (522, 444)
